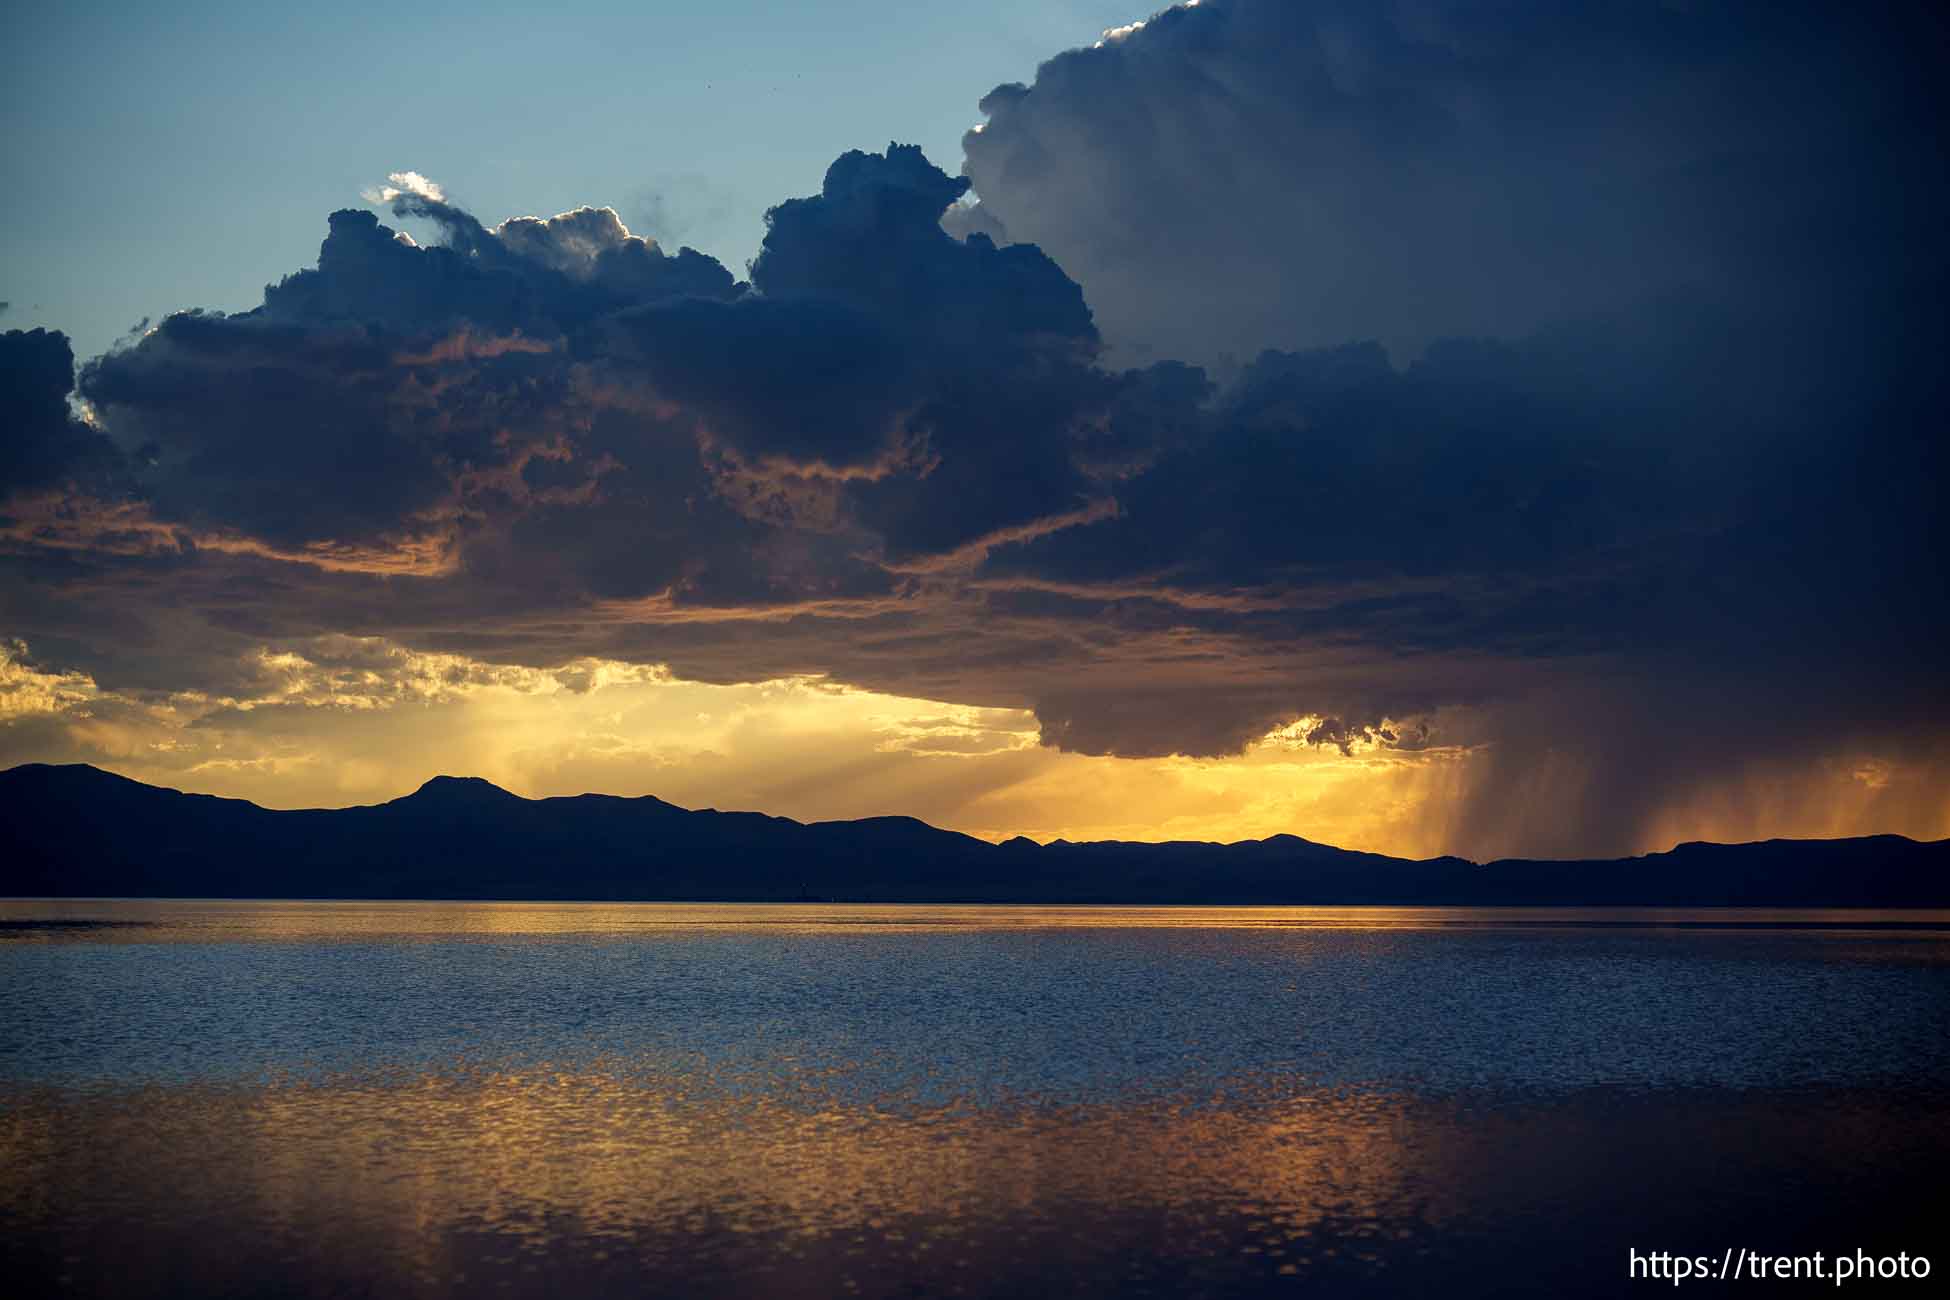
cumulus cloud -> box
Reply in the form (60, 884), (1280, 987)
(8, 147), (1181, 689)
(364, 170), (445, 204)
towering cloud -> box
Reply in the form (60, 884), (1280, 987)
(943, 0), (1950, 851)
(954, 0), (1948, 366)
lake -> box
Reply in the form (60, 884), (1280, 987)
(4, 900), (1947, 1296)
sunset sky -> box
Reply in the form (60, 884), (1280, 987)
(3, 0), (1946, 861)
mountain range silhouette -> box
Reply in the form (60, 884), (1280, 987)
(3, 763), (1944, 906)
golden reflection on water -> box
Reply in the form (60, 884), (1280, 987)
(4, 1071), (1944, 1299)
(0, 1072), (1428, 1295)
(0, 1073), (1411, 1232)
(5, 898), (1948, 941)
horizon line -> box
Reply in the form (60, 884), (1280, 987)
(5, 761), (1940, 868)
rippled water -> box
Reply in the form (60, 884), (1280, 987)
(4, 901), (1948, 1297)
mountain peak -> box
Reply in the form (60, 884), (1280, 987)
(403, 775), (524, 805)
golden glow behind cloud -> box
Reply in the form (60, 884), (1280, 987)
(4, 635), (1942, 859)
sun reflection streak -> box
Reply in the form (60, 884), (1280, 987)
(0, 1070), (1429, 1290)
(6, 1069), (1945, 1298)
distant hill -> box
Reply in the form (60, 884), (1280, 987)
(2, 763), (1944, 906)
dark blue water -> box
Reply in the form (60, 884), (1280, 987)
(4, 901), (1947, 1297)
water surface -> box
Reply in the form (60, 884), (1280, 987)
(4, 901), (1946, 1296)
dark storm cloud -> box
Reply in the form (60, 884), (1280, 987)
(954, 0), (1949, 367)
(61, 149), (1135, 580)
(0, 328), (124, 497)
(68, 195), (738, 554)
(930, 0), (1950, 825)
(600, 145), (1144, 566)
(76, 312), (503, 548)
(990, 272), (1948, 767)
(988, 338), (1670, 593)
(605, 294), (921, 477)
(755, 146), (1093, 352)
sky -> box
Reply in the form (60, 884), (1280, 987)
(2, 0), (1144, 363)
(3, 0), (1947, 860)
